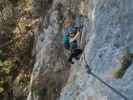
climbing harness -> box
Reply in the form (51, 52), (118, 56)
(83, 53), (129, 100)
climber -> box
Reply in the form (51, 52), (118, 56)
(68, 27), (82, 64)
(63, 11), (82, 64)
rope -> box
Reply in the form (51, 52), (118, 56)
(83, 53), (129, 100)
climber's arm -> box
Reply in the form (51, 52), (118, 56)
(70, 29), (80, 43)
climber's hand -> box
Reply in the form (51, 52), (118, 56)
(70, 38), (75, 43)
(70, 31), (80, 43)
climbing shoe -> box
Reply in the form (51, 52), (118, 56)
(68, 59), (74, 64)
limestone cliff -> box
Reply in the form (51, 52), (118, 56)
(28, 0), (133, 100)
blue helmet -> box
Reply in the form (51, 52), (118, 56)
(68, 26), (76, 34)
(64, 26), (76, 36)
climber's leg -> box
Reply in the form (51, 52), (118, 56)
(68, 49), (82, 64)
(68, 54), (74, 64)
(72, 48), (82, 60)
(68, 50), (75, 64)
(74, 49), (82, 60)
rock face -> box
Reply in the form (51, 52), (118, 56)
(28, 0), (133, 100)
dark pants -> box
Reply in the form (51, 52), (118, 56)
(68, 48), (82, 63)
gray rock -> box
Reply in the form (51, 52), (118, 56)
(60, 0), (133, 100)
(28, 0), (133, 100)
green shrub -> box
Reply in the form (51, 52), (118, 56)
(113, 52), (132, 79)
(0, 59), (13, 94)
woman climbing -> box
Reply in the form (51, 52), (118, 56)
(63, 10), (82, 64)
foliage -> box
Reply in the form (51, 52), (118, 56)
(0, 0), (33, 99)
(0, 59), (13, 94)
